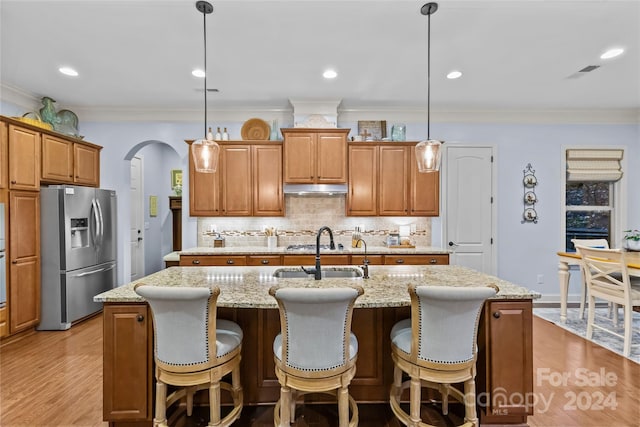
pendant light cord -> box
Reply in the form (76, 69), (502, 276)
(427, 10), (431, 140)
(203, 8), (208, 138)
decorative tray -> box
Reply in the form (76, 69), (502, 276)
(241, 118), (270, 140)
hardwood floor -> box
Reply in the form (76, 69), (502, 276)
(0, 313), (638, 426)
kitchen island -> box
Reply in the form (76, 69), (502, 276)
(97, 265), (540, 427)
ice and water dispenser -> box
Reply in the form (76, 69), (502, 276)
(70, 218), (89, 248)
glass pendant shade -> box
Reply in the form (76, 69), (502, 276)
(415, 139), (442, 172)
(191, 138), (220, 173)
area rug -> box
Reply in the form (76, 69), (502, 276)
(533, 307), (640, 364)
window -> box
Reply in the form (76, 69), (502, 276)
(564, 149), (624, 252)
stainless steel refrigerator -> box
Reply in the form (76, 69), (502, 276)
(38, 185), (117, 330)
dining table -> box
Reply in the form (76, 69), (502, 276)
(557, 249), (640, 321)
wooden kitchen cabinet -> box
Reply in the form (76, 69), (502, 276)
(282, 254), (350, 266)
(188, 141), (283, 217)
(8, 191), (40, 333)
(103, 304), (153, 423)
(221, 145), (252, 216)
(477, 299), (533, 424)
(347, 145), (377, 216)
(8, 124), (40, 191)
(188, 140), (221, 216)
(384, 254), (449, 265)
(73, 142), (101, 187)
(379, 145), (409, 215)
(0, 122), (8, 189)
(41, 134), (74, 183)
(179, 255), (247, 267)
(282, 128), (349, 184)
(247, 255), (282, 266)
(347, 142), (439, 217)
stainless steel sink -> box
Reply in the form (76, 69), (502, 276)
(273, 267), (363, 279)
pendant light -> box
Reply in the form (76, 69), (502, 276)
(191, 1), (219, 173)
(415, 2), (442, 173)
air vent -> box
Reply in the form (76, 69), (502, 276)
(578, 65), (600, 73)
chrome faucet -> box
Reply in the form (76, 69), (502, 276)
(303, 226), (336, 280)
(355, 238), (370, 279)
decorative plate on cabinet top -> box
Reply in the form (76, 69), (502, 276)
(241, 118), (270, 140)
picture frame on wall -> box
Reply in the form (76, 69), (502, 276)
(357, 120), (387, 141)
(171, 169), (183, 189)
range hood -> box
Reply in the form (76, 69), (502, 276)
(283, 183), (348, 196)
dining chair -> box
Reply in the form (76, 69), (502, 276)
(134, 284), (243, 427)
(571, 238), (610, 319)
(574, 246), (640, 357)
(389, 284), (498, 427)
(269, 285), (364, 427)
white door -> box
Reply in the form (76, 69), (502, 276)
(443, 146), (495, 274)
(130, 156), (144, 280)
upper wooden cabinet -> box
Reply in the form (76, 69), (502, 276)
(188, 141), (284, 217)
(8, 124), (40, 191)
(282, 128), (349, 184)
(0, 122), (8, 189)
(41, 134), (101, 187)
(347, 142), (439, 217)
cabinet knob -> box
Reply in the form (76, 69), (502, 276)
(429, 258), (438, 264)
(10, 180), (16, 184)
(261, 259), (269, 265)
(136, 314), (144, 322)
(192, 259), (201, 265)
(226, 259), (235, 265)
(11, 260), (17, 264)
(493, 312), (501, 319)
(395, 259), (404, 264)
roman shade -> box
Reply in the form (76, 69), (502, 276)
(566, 149), (623, 182)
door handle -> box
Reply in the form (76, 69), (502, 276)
(74, 267), (107, 277)
(448, 241), (459, 247)
(138, 237), (143, 242)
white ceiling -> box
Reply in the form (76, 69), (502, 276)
(1, 0), (639, 119)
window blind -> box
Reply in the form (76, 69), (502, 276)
(566, 149), (623, 182)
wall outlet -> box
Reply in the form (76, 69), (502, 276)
(537, 274), (544, 284)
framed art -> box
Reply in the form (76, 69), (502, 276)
(170, 169), (183, 189)
(357, 120), (387, 141)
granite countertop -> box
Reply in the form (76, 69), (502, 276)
(96, 265), (540, 308)
(168, 246), (450, 260)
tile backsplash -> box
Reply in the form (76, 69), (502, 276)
(197, 196), (432, 247)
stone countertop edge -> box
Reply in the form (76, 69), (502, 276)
(96, 265), (541, 308)
(170, 246), (450, 259)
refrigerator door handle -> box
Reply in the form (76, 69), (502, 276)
(73, 263), (116, 278)
(96, 198), (104, 248)
(91, 199), (100, 247)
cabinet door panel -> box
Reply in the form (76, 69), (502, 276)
(378, 146), (408, 216)
(0, 122), (8, 189)
(316, 133), (347, 183)
(74, 143), (100, 187)
(410, 148), (439, 216)
(9, 191), (40, 333)
(347, 145), (377, 216)
(247, 255), (282, 266)
(8, 125), (40, 190)
(253, 145), (283, 216)
(282, 254), (350, 266)
(189, 146), (220, 216)
(42, 135), (74, 183)
(284, 133), (315, 183)
(103, 304), (152, 421)
(221, 146), (252, 216)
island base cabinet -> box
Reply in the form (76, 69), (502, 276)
(477, 299), (534, 425)
(103, 304), (153, 425)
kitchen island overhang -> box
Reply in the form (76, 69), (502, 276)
(97, 265), (539, 426)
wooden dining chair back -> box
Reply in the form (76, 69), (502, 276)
(574, 246), (640, 357)
(571, 238), (610, 319)
(390, 284), (498, 427)
(269, 285), (364, 427)
(134, 284), (243, 427)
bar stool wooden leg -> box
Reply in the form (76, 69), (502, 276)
(338, 386), (349, 427)
(280, 385), (291, 426)
(464, 378), (478, 427)
(410, 376), (421, 427)
(208, 381), (221, 427)
(440, 383), (450, 415)
(154, 381), (168, 427)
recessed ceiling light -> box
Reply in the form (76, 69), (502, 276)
(600, 48), (624, 59)
(59, 67), (78, 77)
(447, 70), (462, 79)
(323, 69), (337, 79)
(192, 68), (205, 78)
